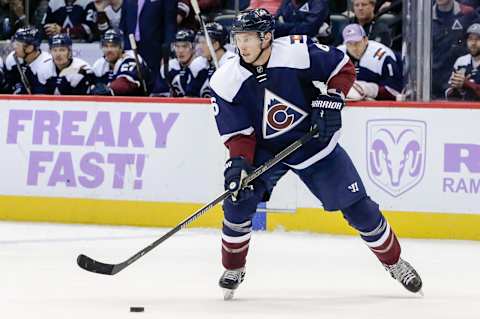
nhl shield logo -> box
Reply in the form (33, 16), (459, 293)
(263, 89), (307, 139)
(366, 119), (426, 197)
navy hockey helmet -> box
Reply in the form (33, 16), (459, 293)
(48, 33), (73, 49)
(199, 22), (228, 46)
(231, 8), (275, 35)
(13, 26), (42, 48)
(175, 29), (196, 43)
(101, 29), (124, 48)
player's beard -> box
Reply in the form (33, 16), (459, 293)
(469, 46), (480, 58)
(105, 51), (121, 64)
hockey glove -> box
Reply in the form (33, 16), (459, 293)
(310, 93), (345, 142)
(90, 83), (114, 96)
(224, 157), (254, 202)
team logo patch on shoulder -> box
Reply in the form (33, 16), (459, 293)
(373, 48), (386, 60)
(263, 89), (307, 139)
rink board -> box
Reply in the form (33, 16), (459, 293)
(0, 96), (479, 240)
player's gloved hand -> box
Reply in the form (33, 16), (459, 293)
(90, 83), (114, 96)
(310, 93), (345, 142)
(224, 157), (254, 202)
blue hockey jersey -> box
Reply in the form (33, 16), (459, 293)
(43, 0), (96, 41)
(92, 51), (150, 91)
(36, 57), (93, 95)
(152, 58), (196, 97)
(3, 50), (52, 94)
(210, 35), (354, 169)
(189, 51), (236, 98)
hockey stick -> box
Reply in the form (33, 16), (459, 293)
(128, 34), (148, 95)
(77, 127), (319, 275)
(191, 0), (219, 69)
(161, 43), (176, 96)
(13, 54), (32, 94)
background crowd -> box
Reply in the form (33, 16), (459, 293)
(0, 0), (480, 100)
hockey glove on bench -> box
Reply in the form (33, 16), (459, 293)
(224, 157), (254, 202)
(310, 93), (345, 142)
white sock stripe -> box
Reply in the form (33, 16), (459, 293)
(359, 219), (387, 237)
(370, 232), (395, 254)
(364, 223), (391, 248)
(222, 232), (251, 244)
(223, 219), (252, 233)
(222, 242), (250, 254)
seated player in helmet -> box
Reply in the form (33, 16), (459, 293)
(152, 29), (198, 97)
(4, 26), (51, 94)
(188, 22), (236, 98)
(35, 33), (93, 95)
(91, 28), (152, 96)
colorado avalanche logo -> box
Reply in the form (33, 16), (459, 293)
(263, 89), (307, 139)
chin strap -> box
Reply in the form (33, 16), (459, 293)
(242, 32), (272, 66)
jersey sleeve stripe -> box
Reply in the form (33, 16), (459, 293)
(326, 53), (350, 84)
(220, 127), (254, 143)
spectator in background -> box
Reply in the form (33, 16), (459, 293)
(0, 0), (27, 39)
(352, 0), (392, 47)
(95, 0), (123, 34)
(33, 0), (49, 31)
(36, 33), (93, 95)
(274, 0), (330, 38)
(4, 26), (51, 94)
(248, 0), (282, 15)
(338, 24), (402, 100)
(120, 0), (176, 78)
(91, 29), (152, 96)
(446, 23), (480, 100)
(152, 29), (198, 97)
(177, 0), (199, 31)
(42, 0), (97, 42)
(432, 0), (476, 99)
(190, 22), (236, 97)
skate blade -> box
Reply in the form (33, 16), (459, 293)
(223, 288), (235, 300)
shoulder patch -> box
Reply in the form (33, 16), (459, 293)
(209, 56), (251, 103)
(373, 48), (386, 60)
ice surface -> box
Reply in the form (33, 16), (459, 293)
(0, 221), (478, 319)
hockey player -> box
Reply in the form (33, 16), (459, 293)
(210, 9), (422, 300)
(189, 22), (236, 98)
(36, 34), (93, 95)
(152, 29), (198, 97)
(446, 23), (480, 100)
(42, 0), (98, 42)
(338, 24), (402, 101)
(4, 26), (51, 94)
(91, 28), (151, 96)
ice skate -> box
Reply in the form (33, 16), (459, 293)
(218, 267), (245, 300)
(384, 258), (423, 295)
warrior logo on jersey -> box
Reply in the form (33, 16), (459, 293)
(263, 89), (307, 139)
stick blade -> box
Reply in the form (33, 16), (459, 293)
(77, 254), (116, 275)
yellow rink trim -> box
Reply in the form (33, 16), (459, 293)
(1, 195), (479, 241)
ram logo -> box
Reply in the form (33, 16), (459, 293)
(366, 119), (426, 197)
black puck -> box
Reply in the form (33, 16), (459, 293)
(130, 306), (144, 312)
